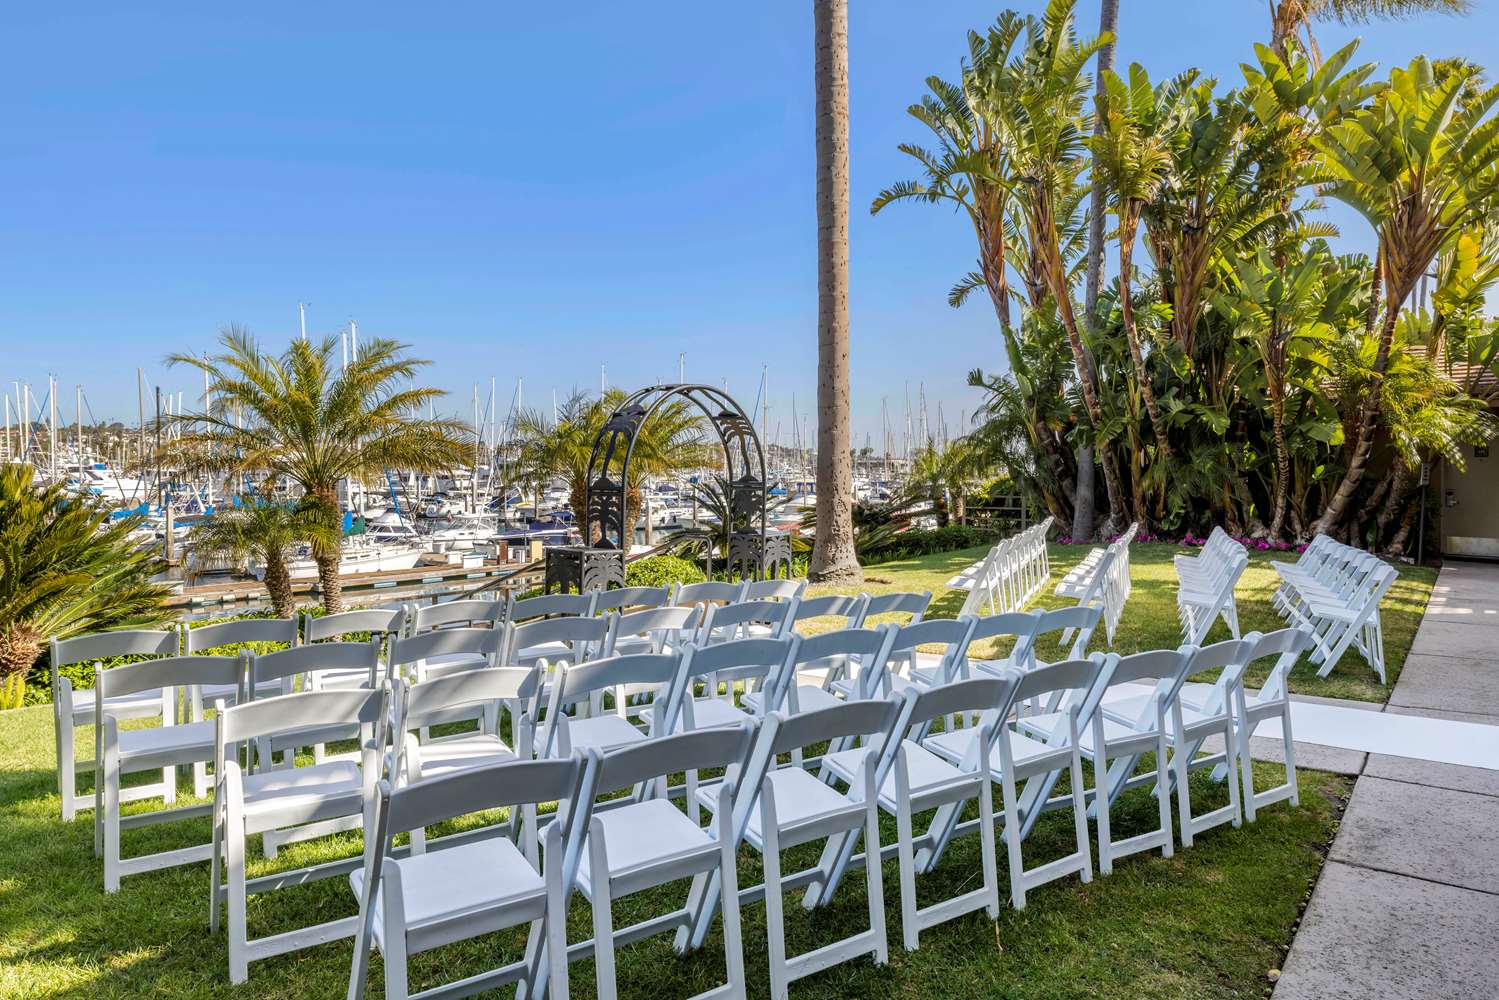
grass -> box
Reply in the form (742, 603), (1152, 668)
(0, 540), (1429, 998)
(809, 541), (1437, 704)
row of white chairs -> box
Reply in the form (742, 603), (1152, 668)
(48, 580), (815, 822)
(1054, 521), (1137, 645)
(1270, 535), (1397, 682)
(1176, 528), (1248, 644)
(949, 517), (1056, 618)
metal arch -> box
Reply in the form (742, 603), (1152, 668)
(583, 384), (767, 557)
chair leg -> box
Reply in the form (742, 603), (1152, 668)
(1224, 725), (1242, 829)
(1000, 767), (1026, 908)
(1174, 742), (1194, 849)
(1093, 750), (1114, 877)
(862, 800), (888, 967)
(1156, 736), (1174, 859)
(590, 840), (618, 1000)
(895, 794), (919, 952)
(1282, 706), (1300, 807)
(717, 811), (748, 1000)
(976, 781), (1000, 920)
(545, 854), (569, 1000)
(382, 922), (409, 1000)
(102, 752), (121, 893)
(227, 822), (249, 984)
(57, 705), (77, 822)
(1068, 752), (1093, 886)
(761, 826), (789, 1000)
(209, 799), (223, 933)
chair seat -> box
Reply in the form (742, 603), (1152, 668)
(576, 798), (716, 897)
(73, 690), (165, 725)
(1105, 693), (1227, 732)
(923, 725), (1064, 774)
(240, 760), (364, 832)
(349, 836), (545, 951)
(117, 719), (217, 768)
(700, 766), (858, 849)
(413, 734), (515, 779)
(822, 741), (967, 810)
(557, 714), (649, 755)
(309, 668), (373, 691)
(681, 697), (753, 730)
(770, 684), (843, 715)
(511, 642), (574, 667)
(1017, 710), (1158, 752)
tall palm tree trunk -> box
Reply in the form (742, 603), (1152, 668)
(810, 0), (861, 583)
(1071, 0), (1122, 543)
(311, 485), (345, 613)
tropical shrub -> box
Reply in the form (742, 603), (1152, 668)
(0, 464), (174, 708)
(626, 555), (708, 589)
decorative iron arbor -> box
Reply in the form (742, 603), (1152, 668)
(543, 383), (791, 593)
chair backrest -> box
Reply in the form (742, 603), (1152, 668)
(593, 723), (756, 798)
(787, 625), (898, 703)
(741, 578), (807, 602)
(964, 610), (1043, 668)
(505, 615), (610, 665)
(698, 598), (796, 643)
(673, 637), (799, 723)
(250, 640), (381, 696)
(543, 652), (683, 754)
(302, 608), (404, 643)
(1246, 627), (1314, 704)
(95, 653), (242, 703)
(506, 591), (597, 623)
(792, 593), (868, 628)
(889, 617), (978, 686)
(398, 665), (539, 739)
(1030, 603), (1103, 663)
(388, 627), (501, 678)
(671, 580), (745, 607)
(381, 754), (589, 842)
(861, 591), (932, 623)
(52, 628), (179, 668)
(184, 616), (298, 654)
(217, 686), (386, 748)
(408, 598), (503, 634)
(591, 586), (671, 615)
(1180, 636), (1257, 714)
(905, 674), (1020, 736)
(604, 605), (701, 655)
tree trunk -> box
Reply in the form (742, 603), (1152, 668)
(809, 0), (861, 584)
(1269, 376), (1290, 539)
(1071, 444), (1096, 541)
(1120, 215), (1172, 461)
(310, 484), (345, 614)
(264, 548), (294, 618)
(1314, 294), (1403, 535)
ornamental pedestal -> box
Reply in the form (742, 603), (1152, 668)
(544, 546), (625, 594)
(728, 531), (793, 581)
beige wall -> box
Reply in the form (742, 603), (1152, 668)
(1442, 442), (1499, 558)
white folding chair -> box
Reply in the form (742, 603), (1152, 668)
(245, 641), (384, 855)
(964, 610), (1043, 677)
(691, 700), (904, 998)
(401, 599), (504, 676)
(50, 627), (179, 821)
(603, 605), (702, 658)
(743, 625), (898, 716)
(303, 609), (405, 693)
(924, 655), (1112, 908)
(210, 686), (387, 984)
(572, 726), (756, 1000)
(94, 653), (242, 892)
(1222, 628), (1315, 822)
(503, 614), (610, 671)
(539, 652), (683, 758)
(1030, 603), (1104, 669)
(347, 753), (597, 1000)
(388, 627), (501, 686)
(849, 617), (977, 697)
(658, 637), (800, 733)
(823, 677), (1018, 950)
(1102, 638), (1252, 848)
(670, 580), (747, 608)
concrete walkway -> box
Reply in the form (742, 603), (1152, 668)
(1274, 561), (1499, 1000)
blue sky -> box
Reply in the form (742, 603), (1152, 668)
(3, 2), (1495, 451)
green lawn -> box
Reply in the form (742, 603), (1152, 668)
(0, 540), (1429, 999)
(810, 541), (1436, 704)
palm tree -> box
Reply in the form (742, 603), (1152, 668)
(1091, 64), (1185, 463)
(1265, 1), (1470, 62)
(0, 464), (172, 708)
(1313, 57), (1499, 533)
(511, 389), (709, 544)
(909, 437), (988, 525)
(811, 0), (861, 584)
(167, 327), (471, 612)
(185, 497), (338, 617)
(1002, 0), (1127, 534)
